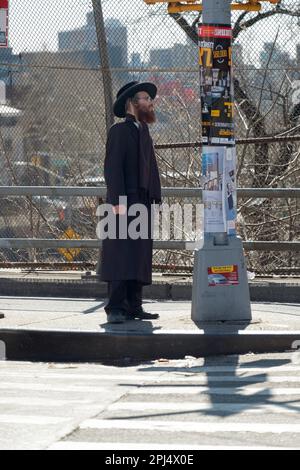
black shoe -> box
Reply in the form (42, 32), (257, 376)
(127, 309), (159, 320)
(106, 310), (126, 324)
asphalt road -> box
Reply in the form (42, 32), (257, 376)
(0, 353), (299, 450)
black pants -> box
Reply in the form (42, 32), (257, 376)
(105, 280), (143, 314)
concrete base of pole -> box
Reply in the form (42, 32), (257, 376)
(191, 235), (252, 322)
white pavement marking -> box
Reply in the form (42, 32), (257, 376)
(1, 357), (299, 450)
(1, 372), (300, 382)
(130, 386), (300, 396)
(0, 415), (70, 425)
(108, 402), (300, 414)
(48, 442), (291, 450)
(1, 364), (300, 373)
(80, 419), (300, 434)
(154, 366), (300, 372)
(0, 382), (106, 393)
(0, 372), (165, 381)
(0, 397), (92, 407)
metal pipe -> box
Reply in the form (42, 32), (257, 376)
(0, 239), (299, 251)
(0, 187), (299, 198)
(0, 239), (298, 251)
(155, 135), (300, 149)
(167, 3), (262, 13)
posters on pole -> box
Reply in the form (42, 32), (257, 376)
(202, 146), (237, 234)
(0, 0), (8, 48)
(199, 24), (234, 146)
(223, 147), (237, 235)
(202, 146), (224, 233)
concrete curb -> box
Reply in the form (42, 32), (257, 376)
(0, 278), (299, 303)
(0, 328), (300, 362)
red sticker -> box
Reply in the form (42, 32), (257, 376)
(199, 25), (232, 39)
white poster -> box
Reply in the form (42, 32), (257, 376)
(202, 145), (237, 235)
(222, 147), (237, 235)
(202, 146), (225, 233)
(203, 190), (224, 233)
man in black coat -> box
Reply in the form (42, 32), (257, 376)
(100, 82), (162, 324)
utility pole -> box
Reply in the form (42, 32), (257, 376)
(144, 1), (281, 321)
(191, 0), (252, 321)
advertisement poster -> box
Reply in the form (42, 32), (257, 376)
(223, 147), (237, 235)
(202, 146), (224, 233)
(199, 24), (234, 145)
(203, 146), (237, 234)
(0, 0), (8, 48)
(208, 265), (239, 286)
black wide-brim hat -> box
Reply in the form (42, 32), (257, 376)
(113, 81), (157, 118)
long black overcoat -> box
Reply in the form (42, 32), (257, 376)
(100, 118), (161, 285)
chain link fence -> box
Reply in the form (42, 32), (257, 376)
(0, 0), (299, 275)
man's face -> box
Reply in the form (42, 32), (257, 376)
(134, 92), (156, 124)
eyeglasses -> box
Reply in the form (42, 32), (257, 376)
(136, 96), (153, 102)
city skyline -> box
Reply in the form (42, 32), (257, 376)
(4, 0), (300, 68)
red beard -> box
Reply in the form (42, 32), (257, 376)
(137, 108), (156, 124)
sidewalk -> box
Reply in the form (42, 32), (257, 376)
(0, 296), (300, 362)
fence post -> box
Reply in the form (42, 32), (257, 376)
(92, 0), (114, 131)
(92, 0), (115, 277)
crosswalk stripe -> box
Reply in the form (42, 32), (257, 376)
(80, 419), (300, 434)
(1, 372), (300, 382)
(2, 365), (300, 373)
(156, 366), (300, 373)
(0, 372), (165, 381)
(0, 415), (70, 425)
(0, 397), (92, 407)
(130, 386), (300, 395)
(0, 382), (105, 392)
(1, 382), (299, 395)
(48, 442), (291, 450)
(108, 402), (300, 414)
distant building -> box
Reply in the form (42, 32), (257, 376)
(129, 52), (143, 81)
(259, 42), (294, 101)
(172, 42), (197, 68)
(131, 52), (142, 69)
(260, 42), (293, 71)
(149, 48), (174, 69)
(0, 80), (23, 184)
(58, 12), (96, 51)
(58, 14), (128, 82)
(0, 47), (20, 95)
(105, 18), (128, 69)
(232, 43), (244, 67)
(149, 38), (197, 70)
(58, 29), (89, 52)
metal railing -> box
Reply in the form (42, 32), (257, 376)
(0, 186), (299, 199)
(0, 186), (299, 252)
